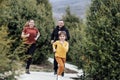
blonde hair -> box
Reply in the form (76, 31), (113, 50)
(23, 21), (29, 28)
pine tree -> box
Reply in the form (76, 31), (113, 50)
(62, 7), (86, 68)
(0, 0), (54, 64)
(84, 0), (120, 79)
(0, 25), (20, 80)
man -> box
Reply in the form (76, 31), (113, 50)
(51, 20), (70, 76)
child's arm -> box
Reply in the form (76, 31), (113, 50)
(63, 42), (69, 52)
(52, 42), (57, 52)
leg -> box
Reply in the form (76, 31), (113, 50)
(55, 57), (65, 75)
(54, 56), (58, 74)
(25, 43), (36, 74)
(26, 57), (32, 74)
(61, 58), (66, 76)
(26, 57), (32, 69)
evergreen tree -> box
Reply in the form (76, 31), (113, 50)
(84, 0), (120, 79)
(62, 7), (86, 68)
(0, 25), (19, 80)
(0, 0), (54, 64)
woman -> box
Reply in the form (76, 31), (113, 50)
(21, 19), (40, 74)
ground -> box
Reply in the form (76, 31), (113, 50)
(16, 58), (83, 80)
(30, 61), (78, 73)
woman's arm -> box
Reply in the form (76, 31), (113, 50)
(21, 32), (30, 38)
(35, 31), (40, 40)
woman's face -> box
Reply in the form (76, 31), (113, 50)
(29, 20), (35, 28)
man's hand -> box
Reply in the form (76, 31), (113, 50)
(51, 40), (54, 44)
(58, 31), (61, 34)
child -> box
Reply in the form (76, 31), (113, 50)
(52, 31), (69, 80)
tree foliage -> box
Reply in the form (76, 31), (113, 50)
(0, 25), (20, 80)
(83, 0), (120, 79)
(0, 0), (54, 65)
(62, 7), (86, 68)
(0, 0), (54, 79)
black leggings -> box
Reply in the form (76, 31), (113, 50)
(25, 43), (36, 69)
(54, 56), (58, 72)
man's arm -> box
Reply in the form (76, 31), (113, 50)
(51, 29), (55, 44)
(66, 29), (70, 40)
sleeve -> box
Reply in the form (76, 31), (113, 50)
(35, 28), (40, 39)
(65, 42), (69, 52)
(52, 41), (57, 51)
(22, 27), (27, 33)
(51, 29), (55, 40)
(66, 29), (70, 40)
(35, 28), (39, 33)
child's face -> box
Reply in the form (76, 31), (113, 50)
(59, 34), (66, 41)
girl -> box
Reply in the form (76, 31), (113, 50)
(52, 31), (69, 80)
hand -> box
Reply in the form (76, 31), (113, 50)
(34, 38), (37, 40)
(53, 49), (56, 52)
(58, 31), (61, 34)
(26, 34), (30, 37)
(51, 40), (54, 44)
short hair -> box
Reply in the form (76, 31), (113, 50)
(58, 19), (64, 22)
(58, 31), (66, 37)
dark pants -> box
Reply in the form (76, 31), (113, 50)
(54, 56), (58, 72)
(25, 43), (36, 69)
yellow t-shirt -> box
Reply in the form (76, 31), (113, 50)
(53, 40), (69, 58)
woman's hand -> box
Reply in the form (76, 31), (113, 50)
(26, 34), (30, 37)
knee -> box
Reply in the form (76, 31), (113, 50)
(59, 65), (64, 70)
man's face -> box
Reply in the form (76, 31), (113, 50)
(58, 21), (64, 28)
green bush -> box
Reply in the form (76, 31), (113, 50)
(62, 7), (86, 68)
(0, 0), (54, 64)
(0, 25), (20, 80)
(83, 0), (120, 79)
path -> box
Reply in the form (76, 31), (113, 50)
(17, 58), (83, 80)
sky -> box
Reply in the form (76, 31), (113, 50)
(49, 0), (91, 20)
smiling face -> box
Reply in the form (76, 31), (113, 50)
(59, 34), (66, 41)
(58, 31), (66, 41)
(29, 20), (35, 28)
(58, 20), (64, 28)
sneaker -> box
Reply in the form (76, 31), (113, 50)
(61, 72), (64, 77)
(57, 75), (62, 80)
(54, 71), (57, 75)
(26, 69), (30, 74)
